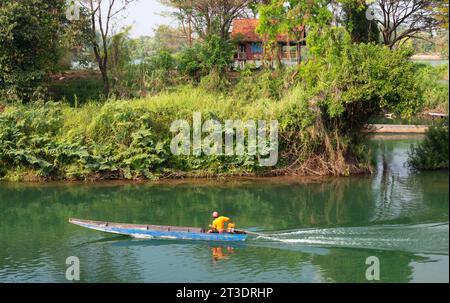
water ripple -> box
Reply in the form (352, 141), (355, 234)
(253, 222), (449, 254)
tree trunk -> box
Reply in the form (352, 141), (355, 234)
(188, 14), (192, 47)
(276, 43), (282, 69)
(93, 47), (110, 97)
(100, 66), (109, 96)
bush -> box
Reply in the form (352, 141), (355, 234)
(106, 49), (178, 99)
(143, 50), (176, 94)
(177, 35), (235, 82)
(199, 69), (230, 92)
(233, 68), (287, 101)
(415, 63), (449, 113)
(408, 120), (449, 170)
(48, 74), (104, 106)
(0, 102), (169, 180)
(177, 44), (204, 81)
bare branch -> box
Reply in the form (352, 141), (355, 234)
(81, 0), (136, 95)
(373, 0), (446, 48)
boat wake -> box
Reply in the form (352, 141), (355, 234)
(251, 222), (449, 254)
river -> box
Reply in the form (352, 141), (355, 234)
(0, 135), (448, 282)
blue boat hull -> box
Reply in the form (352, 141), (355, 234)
(69, 218), (247, 242)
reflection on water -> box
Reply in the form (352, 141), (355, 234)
(0, 135), (448, 282)
(211, 246), (235, 264)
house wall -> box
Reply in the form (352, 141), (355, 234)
(234, 42), (305, 69)
(237, 42), (263, 61)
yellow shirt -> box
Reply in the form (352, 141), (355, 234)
(212, 216), (230, 231)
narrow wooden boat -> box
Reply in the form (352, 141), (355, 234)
(69, 218), (247, 242)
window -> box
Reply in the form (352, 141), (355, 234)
(251, 42), (263, 54)
(281, 45), (296, 52)
(239, 44), (246, 53)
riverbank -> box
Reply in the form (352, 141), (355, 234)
(0, 129), (427, 183)
(0, 104), (441, 183)
(0, 164), (370, 182)
(2, 99), (446, 182)
(0, 86), (374, 182)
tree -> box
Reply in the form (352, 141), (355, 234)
(429, 0), (449, 29)
(248, 0), (272, 17)
(61, 2), (95, 70)
(257, 0), (423, 130)
(256, 0), (289, 66)
(109, 26), (133, 90)
(371, 0), (449, 49)
(78, 0), (137, 95)
(340, 1), (380, 43)
(128, 36), (157, 63)
(0, 0), (65, 102)
(257, 0), (330, 66)
(161, 0), (253, 40)
(153, 25), (189, 52)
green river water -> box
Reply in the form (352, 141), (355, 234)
(0, 135), (448, 282)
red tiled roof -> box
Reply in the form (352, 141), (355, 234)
(231, 19), (303, 42)
(231, 19), (261, 41)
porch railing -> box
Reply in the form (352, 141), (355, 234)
(237, 52), (247, 60)
(280, 51), (298, 59)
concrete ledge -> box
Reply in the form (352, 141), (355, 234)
(365, 124), (429, 133)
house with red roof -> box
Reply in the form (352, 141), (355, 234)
(230, 19), (306, 69)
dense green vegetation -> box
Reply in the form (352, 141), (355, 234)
(0, 40), (431, 181)
(415, 63), (449, 113)
(48, 73), (104, 106)
(0, 88), (275, 181)
(0, 0), (65, 102)
(0, 0), (448, 181)
(408, 120), (449, 170)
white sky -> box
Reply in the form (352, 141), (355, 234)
(114, 0), (176, 37)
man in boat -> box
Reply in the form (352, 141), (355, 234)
(208, 211), (235, 233)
